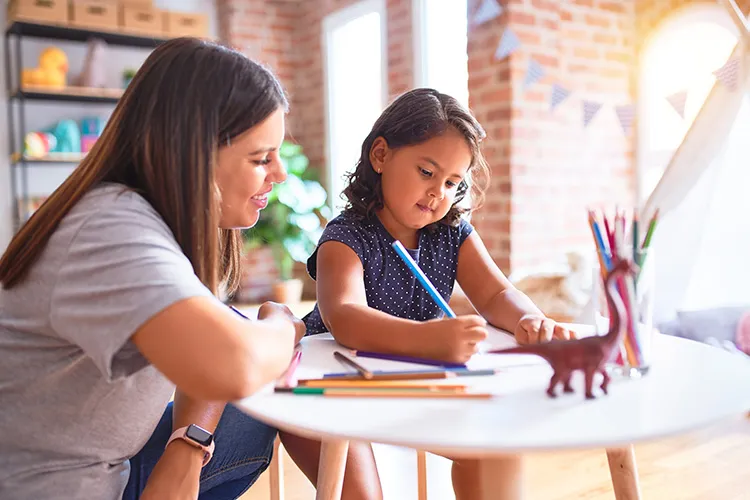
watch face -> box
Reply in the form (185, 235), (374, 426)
(186, 424), (213, 446)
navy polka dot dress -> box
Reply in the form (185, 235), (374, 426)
(302, 211), (474, 334)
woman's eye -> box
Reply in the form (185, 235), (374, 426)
(446, 181), (457, 188)
(419, 168), (432, 177)
(253, 158), (271, 166)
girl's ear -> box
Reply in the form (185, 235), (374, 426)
(369, 137), (389, 174)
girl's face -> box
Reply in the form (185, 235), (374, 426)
(371, 127), (472, 235)
(215, 108), (286, 229)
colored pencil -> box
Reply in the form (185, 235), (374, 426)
(391, 240), (456, 319)
(318, 368), (497, 381)
(333, 350), (373, 379)
(641, 208), (659, 251)
(275, 387), (493, 399)
(281, 350), (303, 387)
(350, 349), (466, 369)
(296, 380), (468, 389)
(229, 305), (250, 319)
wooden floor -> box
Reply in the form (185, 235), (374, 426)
(241, 414), (750, 500)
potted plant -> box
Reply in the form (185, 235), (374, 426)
(242, 141), (330, 304)
(122, 68), (136, 88)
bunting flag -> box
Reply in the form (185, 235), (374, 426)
(472, 0), (503, 26)
(550, 83), (571, 110)
(495, 28), (520, 60)
(523, 58), (545, 89)
(583, 100), (603, 127)
(615, 104), (636, 134)
(666, 90), (688, 118)
(713, 56), (740, 91)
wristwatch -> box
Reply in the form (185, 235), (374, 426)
(166, 424), (215, 466)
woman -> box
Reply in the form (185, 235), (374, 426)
(0, 38), (379, 500)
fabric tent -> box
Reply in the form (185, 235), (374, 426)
(640, 0), (750, 324)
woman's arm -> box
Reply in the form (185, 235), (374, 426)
(317, 241), (486, 362)
(131, 297), (299, 401)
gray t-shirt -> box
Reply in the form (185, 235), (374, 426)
(0, 183), (216, 499)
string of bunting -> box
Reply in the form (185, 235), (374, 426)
(470, 0), (743, 132)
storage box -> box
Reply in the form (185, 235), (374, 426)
(163, 11), (208, 38)
(120, 0), (153, 6)
(70, 1), (118, 31)
(8, 0), (69, 24)
(120, 5), (162, 36)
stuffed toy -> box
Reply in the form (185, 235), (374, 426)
(21, 47), (68, 89)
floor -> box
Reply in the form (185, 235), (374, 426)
(240, 414), (750, 500)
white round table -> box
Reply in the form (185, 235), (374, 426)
(235, 326), (750, 499)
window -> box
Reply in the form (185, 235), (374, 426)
(412, 0), (469, 107)
(323, 0), (388, 214)
(637, 6), (738, 203)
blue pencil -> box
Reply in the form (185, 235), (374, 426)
(229, 305), (250, 319)
(391, 240), (456, 319)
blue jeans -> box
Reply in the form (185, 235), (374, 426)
(122, 402), (277, 499)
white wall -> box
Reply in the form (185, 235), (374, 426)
(0, 0), (218, 251)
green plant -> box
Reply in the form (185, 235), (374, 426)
(243, 141), (331, 281)
(122, 68), (137, 80)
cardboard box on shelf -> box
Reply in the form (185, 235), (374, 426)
(70, 0), (118, 31)
(8, 0), (69, 24)
(119, 5), (163, 37)
(162, 11), (208, 38)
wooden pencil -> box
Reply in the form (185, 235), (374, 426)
(298, 380), (468, 389)
(333, 350), (373, 379)
(276, 387), (492, 399)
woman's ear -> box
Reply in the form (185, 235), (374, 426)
(369, 137), (389, 174)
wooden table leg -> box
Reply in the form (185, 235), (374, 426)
(269, 436), (284, 500)
(417, 450), (427, 500)
(606, 446), (641, 500)
(315, 439), (349, 500)
(479, 454), (524, 500)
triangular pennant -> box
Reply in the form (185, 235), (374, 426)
(615, 104), (635, 134)
(523, 58), (545, 89)
(550, 83), (571, 110)
(666, 90), (688, 118)
(583, 100), (602, 127)
(494, 28), (520, 60)
(472, 0), (503, 26)
(713, 56), (740, 92)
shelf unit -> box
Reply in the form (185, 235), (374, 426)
(4, 20), (170, 230)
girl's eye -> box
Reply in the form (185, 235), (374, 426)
(446, 181), (457, 188)
(253, 158), (271, 166)
(419, 168), (432, 177)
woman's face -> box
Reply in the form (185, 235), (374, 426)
(215, 108), (286, 229)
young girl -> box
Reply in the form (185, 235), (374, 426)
(299, 88), (576, 498)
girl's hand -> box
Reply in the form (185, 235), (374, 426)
(514, 314), (577, 344)
(422, 315), (488, 364)
(258, 301), (307, 344)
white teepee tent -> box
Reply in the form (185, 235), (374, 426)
(640, 0), (750, 324)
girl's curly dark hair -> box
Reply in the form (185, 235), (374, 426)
(341, 88), (490, 227)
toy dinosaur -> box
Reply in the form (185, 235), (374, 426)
(489, 258), (637, 399)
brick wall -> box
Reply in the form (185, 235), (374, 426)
(467, 0), (637, 275)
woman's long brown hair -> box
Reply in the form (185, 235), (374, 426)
(0, 38), (288, 294)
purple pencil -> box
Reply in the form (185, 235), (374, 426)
(350, 350), (466, 369)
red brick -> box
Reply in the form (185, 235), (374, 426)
(508, 11), (538, 25)
(585, 14), (612, 28)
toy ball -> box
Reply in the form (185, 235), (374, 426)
(24, 132), (56, 158)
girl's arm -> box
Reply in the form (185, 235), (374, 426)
(131, 298), (302, 401)
(457, 231), (575, 342)
(316, 241), (486, 363)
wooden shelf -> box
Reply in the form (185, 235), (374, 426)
(10, 152), (86, 164)
(5, 20), (170, 48)
(12, 85), (123, 104)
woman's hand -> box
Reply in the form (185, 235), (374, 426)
(140, 440), (203, 500)
(514, 314), (577, 344)
(258, 301), (306, 344)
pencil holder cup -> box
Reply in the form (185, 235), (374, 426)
(592, 251), (655, 378)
